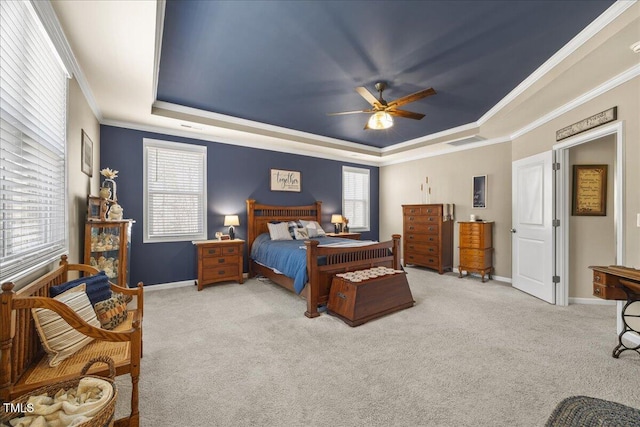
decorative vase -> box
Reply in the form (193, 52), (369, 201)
(99, 187), (111, 200)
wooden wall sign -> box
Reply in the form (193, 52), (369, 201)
(556, 107), (617, 141)
(572, 165), (607, 216)
(270, 169), (301, 192)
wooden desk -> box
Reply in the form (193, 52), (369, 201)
(589, 265), (640, 358)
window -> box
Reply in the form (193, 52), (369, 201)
(143, 139), (207, 243)
(0, 1), (69, 283)
(342, 166), (370, 232)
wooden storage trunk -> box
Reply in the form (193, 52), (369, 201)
(328, 272), (414, 327)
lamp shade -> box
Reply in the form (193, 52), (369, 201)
(224, 215), (240, 227)
(367, 111), (393, 130)
(331, 214), (344, 224)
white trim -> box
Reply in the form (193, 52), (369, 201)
(479, 0), (636, 126)
(380, 122), (479, 153)
(31, 0), (103, 121)
(152, 0), (166, 103)
(511, 64), (640, 140)
(569, 297), (617, 306)
(143, 280), (195, 292)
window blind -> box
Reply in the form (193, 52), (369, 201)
(143, 139), (207, 242)
(342, 166), (370, 231)
(0, 0), (68, 283)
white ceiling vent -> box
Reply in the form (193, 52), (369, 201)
(446, 136), (486, 147)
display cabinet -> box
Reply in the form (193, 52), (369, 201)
(84, 220), (133, 287)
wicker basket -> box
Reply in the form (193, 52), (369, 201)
(1, 356), (117, 427)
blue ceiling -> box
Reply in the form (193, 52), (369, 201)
(157, 1), (614, 149)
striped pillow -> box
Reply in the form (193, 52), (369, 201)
(267, 222), (293, 240)
(94, 293), (128, 330)
(32, 284), (101, 367)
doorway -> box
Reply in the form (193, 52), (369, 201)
(554, 122), (624, 308)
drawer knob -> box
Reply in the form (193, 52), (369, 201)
(218, 270), (225, 275)
(595, 275), (601, 282)
(594, 287), (601, 294)
(218, 258), (225, 263)
(208, 249), (216, 254)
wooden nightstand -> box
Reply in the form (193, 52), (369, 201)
(326, 232), (361, 240)
(193, 239), (244, 291)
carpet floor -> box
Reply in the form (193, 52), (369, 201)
(115, 267), (640, 426)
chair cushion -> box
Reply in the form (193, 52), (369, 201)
(32, 284), (101, 367)
(49, 271), (112, 306)
(94, 293), (128, 330)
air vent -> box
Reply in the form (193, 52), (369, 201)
(446, 136), (485, 146)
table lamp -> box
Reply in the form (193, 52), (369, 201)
(331, 214), (344, 234)
(224, 215), (240, 240)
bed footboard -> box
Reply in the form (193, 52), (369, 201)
(304, 234), (401, 318)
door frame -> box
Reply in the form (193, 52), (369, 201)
(553, 121), (624, 307)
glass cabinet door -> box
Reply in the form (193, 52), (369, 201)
(85, 220), (132, 287)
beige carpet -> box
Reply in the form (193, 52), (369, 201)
(115, 268), (640, 426)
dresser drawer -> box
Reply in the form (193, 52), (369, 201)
(405, 223), (440, 234)
(201, 246), (222, 257)
(203, 265), (240, 281)
(460, 249), (492, 269)
(405, 242), (438, 255)
(405, 233), (439, 244)
(405, 251), (439, 268)
(403, 205), (442, 216)
(203, 255), (239, 268)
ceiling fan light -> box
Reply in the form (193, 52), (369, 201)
(368, 111), (393, 130)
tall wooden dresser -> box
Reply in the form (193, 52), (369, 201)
(402, 204), (454, 274)
(458, 221), (493, 282)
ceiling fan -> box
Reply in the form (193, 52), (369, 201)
(328, 82), (436, 130)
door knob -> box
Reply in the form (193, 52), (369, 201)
(510, 228), (517, 233)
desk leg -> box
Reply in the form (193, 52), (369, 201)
(612, 295), (640, 359)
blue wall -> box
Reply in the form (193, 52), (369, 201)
(100, 125), (379, 287)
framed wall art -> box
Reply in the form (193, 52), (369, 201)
(572, 165), (607, 216)
(87, 195), (107, 221)
(270, 169), (301, 192)
(81, 130), (94, 177)
(472, 175), (487, 209)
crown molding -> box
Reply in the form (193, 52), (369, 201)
(478, 0), (635, 127)
(32, 0), (103, 122)
(101, 118), (382, 167)
(510, 63), (640, 140)
(152, 0), (166, 103)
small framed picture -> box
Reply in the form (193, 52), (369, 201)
(270, 169), (301, 192)
(87, 196), (107, 221)
(81, 130), (93, 177)
(472, 175), (487, 209)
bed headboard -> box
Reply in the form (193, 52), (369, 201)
(246, 199), (322, 254)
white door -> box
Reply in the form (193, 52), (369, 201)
(512, 151), (555, 303)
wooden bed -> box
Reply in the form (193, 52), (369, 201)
(246, 199), (401, 318)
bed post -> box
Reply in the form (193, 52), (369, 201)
(315, 200), (322, 223)
(392, 234), (401, 271)
(246, 199), (256, 277)
(304, 240), (320, 318)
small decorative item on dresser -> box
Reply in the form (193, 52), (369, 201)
(87, 196), (108, 221)
(224, 215), (240, 240)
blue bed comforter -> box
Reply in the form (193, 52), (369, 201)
(251, 233), (353, 294)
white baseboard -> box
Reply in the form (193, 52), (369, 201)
(569, 297), (617, 305)
(143, 273), (249, 292)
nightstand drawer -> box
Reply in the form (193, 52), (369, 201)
(203, 265), (239, 281)
(203, 255), (239, 268)
(201, 247), (222, 257)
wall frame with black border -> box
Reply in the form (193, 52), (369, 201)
(572, 164), (607, 216)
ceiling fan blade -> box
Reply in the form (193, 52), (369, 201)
(355, 86), (380, 106)
(388, 109), (425, 120)
(387, 87), (436, 109)
(327, 109), (373, 116)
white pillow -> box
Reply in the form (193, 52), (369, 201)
(300, 220), (326, 237)
(267, 222), (293, 240)
(293, 227), (309, 240)
(32, 284), (101, 367)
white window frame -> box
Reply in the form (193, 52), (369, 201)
(0, 0), (70, 284)
(342, 166), (370, 232)
(143, 138), (207, 243)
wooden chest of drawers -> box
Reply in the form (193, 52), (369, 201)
(402, 204), (454, 274)
(458, 221), (493, 282)
(194, 239), (244, 291)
